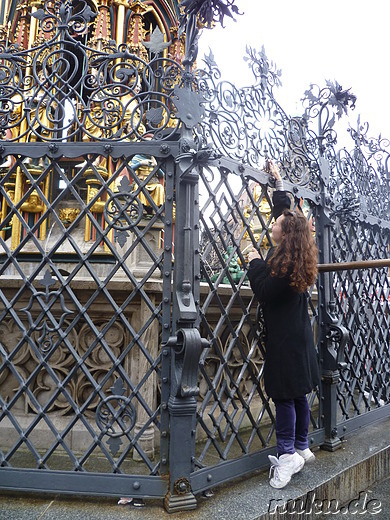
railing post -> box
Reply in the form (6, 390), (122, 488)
(163, 9), (207, 508)
(317, 157), (344, 451)
(163, 138), (208, 511)
(301, 82), (358, 451)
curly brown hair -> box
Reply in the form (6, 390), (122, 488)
(268, 209), (318, 292)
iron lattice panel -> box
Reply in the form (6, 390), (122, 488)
(196, 165), (320, 467)
(0, 150), (174, 476)
(332, 218), (390, 421)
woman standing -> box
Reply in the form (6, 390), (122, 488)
(247, 162), (320, 489)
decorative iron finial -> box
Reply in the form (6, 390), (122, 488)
(179, 0), (241, 67)
(31, 0), (96, 36)
(180, 0), (241, 28)
(143, 26), (171, 56)
(303, 80), (357, 131)
(243, 45), (282, 95)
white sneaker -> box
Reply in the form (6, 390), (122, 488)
(268, 452), (305, 489)
(296, 448), (316, 462)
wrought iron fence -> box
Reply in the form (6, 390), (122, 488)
(0, 0), (388, 513)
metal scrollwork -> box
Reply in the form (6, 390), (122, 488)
(21, 270), (73, 353)
(0, 0), (185, 143)
(96, 378), (137, 457)
(281, 115), (320, 189)
(197, 46), (288, 170)
(32, 0), (97, 36)
(329, 120), (390, 223)
(195, 45), (323, 191)
(302, 80), (357, 136)
(104, 176), (144, 247)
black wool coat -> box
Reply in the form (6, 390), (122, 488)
(247, 191), (320, 400)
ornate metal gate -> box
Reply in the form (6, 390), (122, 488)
(0, 0), (389, 513)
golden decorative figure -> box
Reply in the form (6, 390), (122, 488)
(20, 190), (44, 213)
(19, 188), (47, 240)
(130, 152), (165, 215)
(4, 184), (15, 204)
(59, 208), (80, 228)
(6, 91), (23, 141)
(81, 69), (105, 141)
(0, 77), (23, 169)
(121, 78), (146, 140)
(84, 178), (110, 243)
(82, 95), (108, 141)
(243, 184), (272, 249)
(87, 186), (106, 213)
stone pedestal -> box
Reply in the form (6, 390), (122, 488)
(131, 297), (159, 461)
(126, 220), (164, 279)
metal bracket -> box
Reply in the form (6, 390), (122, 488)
(326, 323), (349, 370)
(164, 328), (209, 398)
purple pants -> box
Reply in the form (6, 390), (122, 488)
(274, 396), (310, 455)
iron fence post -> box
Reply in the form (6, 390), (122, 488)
(317, 157), (343, 451)
(162, 7), (211, 511)
(163, 136), (207, 511)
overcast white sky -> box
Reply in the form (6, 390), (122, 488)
(198, 0), (390, 142)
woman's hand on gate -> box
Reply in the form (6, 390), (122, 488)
(266, 160), (281, 181)
(248, 249), (261, 263)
